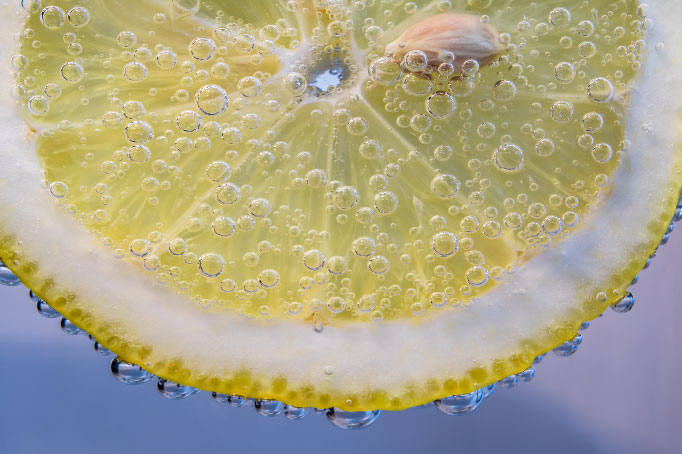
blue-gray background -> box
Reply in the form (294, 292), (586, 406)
(1, 234), (681, 454)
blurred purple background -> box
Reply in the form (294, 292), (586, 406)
(1, 232), (680, 454)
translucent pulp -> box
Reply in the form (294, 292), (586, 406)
(13, 0), (645, 327)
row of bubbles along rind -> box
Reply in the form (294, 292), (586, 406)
(2, 189), (680, 427)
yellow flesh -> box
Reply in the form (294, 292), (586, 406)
(1, 0), (679, 410)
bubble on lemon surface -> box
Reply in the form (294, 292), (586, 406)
(587, 77), (615, 103)
(60, 61), (83, 82)
(493, 144), (524, 172)
(198, 253), (225, 278)
(195, 84), (228, 115)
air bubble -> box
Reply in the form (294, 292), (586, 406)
(461, 59), (480, 76)
(587, 77), (615, 103)
(482, 221), (501, 239)
(255, 399), (284, 416)
(117, 31), (137, 48)
(493, 80), (517, 101)
(353, 237), (377, 257)
(433, 144), (453, 161)
(234, 33), (256, 53)
(172, 0), (200, 16)
(168, 238), (188, 256)
(592, 143), (613, 163)
(259, 269), (279, 288)
(249, 198), (271, 217)
(582, 112), (604, 132)
(123, 62), (148, 82)
(206, 161), (231, 182)
(535, 138), (555, 157)
(347, 117), (368, 135)
(282, 72), (307, 95)
(327, 256), (348, 275)
(431, 174), (460, 198)
(326, 409), (381, 429)
(176, 110), (202, 132)
(435, 390), (484, 415)
(493, 144), (524, 172)
(212, 217), (236, 237)
(449, 78), (473, 97)
(129, 239), (151, 257)
(359, 139), (382, 159)
(21, 0), (41, 13)
(402, 73), (432, 96)
(374, 191), (398, 214)
(157, 379), (197, 400)
(110, 358), (151, 385)
(431, 231), (459, 257)
(216, 183), (240, 205)
(60, 61), (83, 82)
(548, 7), (571, 27)
(49, 181), (68, 198)
(554, 62), (575, 83)
(466, 266), (489, 287)
(40, 6), (65, 29)
(327, 297), (345, 314)
(124, 121), (153, 143)
(238, 76), (261, 97)
(122, 101), (145, 120)
(334, 186), (359, 210)
(430, 292), (448, 308)
(190, 37), (216, 60)
(27, 95), (49, 116)
(303, 249), (326, 271)
(220, 279), (236, 293)
(426, 91), (457, 119)
(67, 6), (90, 27)
(192, 84), (230, 116)
(402, 50), (428, 72)
(128, 145), (150, 163)
(156, 49), (177, 69)
(221, 127), (241, 144)
(551, 101), (574, 122)
(369, 56), (402, 85)
(198, 253), (225, 277)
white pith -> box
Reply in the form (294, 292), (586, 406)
(0, 1), (680, 404)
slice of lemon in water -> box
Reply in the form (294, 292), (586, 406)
(1, 0), (681, 411)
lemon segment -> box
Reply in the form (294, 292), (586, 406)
(0, 0), (681, 410)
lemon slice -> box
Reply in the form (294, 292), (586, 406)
(1, 0), (681, 411)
